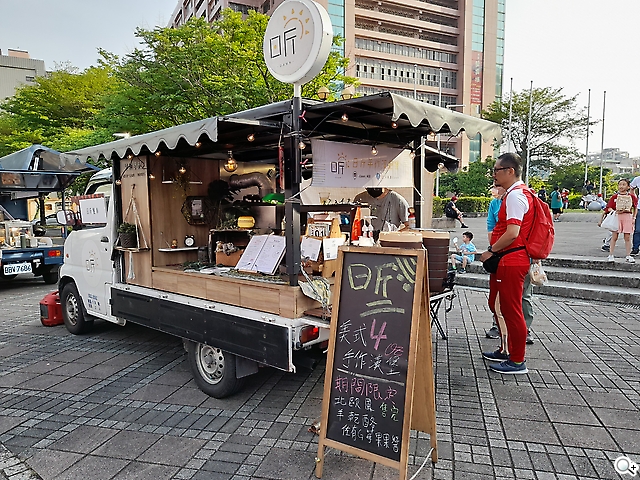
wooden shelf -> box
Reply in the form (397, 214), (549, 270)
(114, 246), (150, 252)
(301, 203), (359, 213)
(158, 247), (199, 252)
(161, 180), (203, 185)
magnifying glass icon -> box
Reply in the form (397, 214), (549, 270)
(614, 456), (638, 476)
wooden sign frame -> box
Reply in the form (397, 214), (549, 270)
(315, 246), (437, 480)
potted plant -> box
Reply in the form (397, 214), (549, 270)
(117, 222), (138, 248)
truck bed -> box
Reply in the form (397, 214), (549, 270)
(150, 266), (326, 319)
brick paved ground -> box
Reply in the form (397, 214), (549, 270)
(0, 276), (638, 480)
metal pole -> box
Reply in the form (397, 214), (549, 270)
(507, 77), (513, 153)
(420, 135), (427, 226)
(285, 84), (302, 286)
(413, 64), (417, 100)
(584, 89), (591, 184)
(599, 91), (606, 195)
(525, 80), (533, 185)
(435, 68), (442, 197)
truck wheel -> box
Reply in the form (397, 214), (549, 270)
(186, 341), (244, 398)
(42, 268), (59, 285)
(61, 283), (93, 334)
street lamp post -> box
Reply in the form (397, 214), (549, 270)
(434, 103), (464, 198)
(584, 89), (591, 184)
(599, 91), (606, 195)
(435, 68), (443, 198)
(525, 80), (533, 186)
(507, 77), (513, 153)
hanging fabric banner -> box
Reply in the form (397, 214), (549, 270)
(310, 139), (413, 188)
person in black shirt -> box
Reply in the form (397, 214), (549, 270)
(444, 196), (468, 228)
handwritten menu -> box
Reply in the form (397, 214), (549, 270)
(325, 251), (417, 462)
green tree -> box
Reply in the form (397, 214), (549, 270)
(483, 87), (593, 176)
(0, 65), (117, 158)
(97, 11), (357, 134)
(547, 161), (618, 195)
(438, 157), (495, 197)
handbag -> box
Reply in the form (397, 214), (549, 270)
(482, 246), (526, 274)
(600, 211), (619, 232)
(482, 254), (501, 274)
(529, 262), (548, 286)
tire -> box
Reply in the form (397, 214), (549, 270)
(42, 268), (59, 285)
(0, 274), (17, 281)
(61, 283), (93, 334)
(186, 341), (244, 398)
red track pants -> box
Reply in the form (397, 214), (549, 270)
(488, 263), (529, 363)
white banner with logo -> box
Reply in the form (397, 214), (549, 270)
(310, 139), (413, 188)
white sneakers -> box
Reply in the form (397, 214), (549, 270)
(606, 255), (635, 263)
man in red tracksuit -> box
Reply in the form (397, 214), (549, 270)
(479, 153), (534, 374)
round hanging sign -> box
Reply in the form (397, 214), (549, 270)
(263, 0), (333, 85)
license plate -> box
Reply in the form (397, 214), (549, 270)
(3, 262), (32, 275)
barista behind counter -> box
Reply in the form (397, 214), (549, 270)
(354, 187), (410, 239)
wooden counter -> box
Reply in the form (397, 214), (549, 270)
(151, 266), (324, 318)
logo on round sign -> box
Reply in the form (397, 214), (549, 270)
(263, 0), (333, 85)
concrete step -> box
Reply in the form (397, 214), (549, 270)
(458, 262), (640, 289)
(453, 270), (640, 305)
(447, 249), (640, 273)
(543, 255), (640, 272)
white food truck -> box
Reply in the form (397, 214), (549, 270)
(56, 93), (500, 398)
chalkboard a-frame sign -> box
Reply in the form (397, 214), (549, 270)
(315, 246), (437, 480)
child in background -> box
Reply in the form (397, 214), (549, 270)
(561, 188), (570, 210)
(600, 178), (638, 263)
(450, 231), (476, 274)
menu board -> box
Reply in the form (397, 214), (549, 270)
(323, 249), (422, 464)
(235, 235), (286, 274)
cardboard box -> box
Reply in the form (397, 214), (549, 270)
(216, 249), (243, 267)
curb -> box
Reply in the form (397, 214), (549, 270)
(0, 444), (42, 480)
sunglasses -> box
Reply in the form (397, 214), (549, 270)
(493, 167), (512, 173)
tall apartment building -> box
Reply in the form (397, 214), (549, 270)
(0, 49), (46, 101)
(169, 0), (504, 166)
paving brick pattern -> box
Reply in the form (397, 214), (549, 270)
(0, 277), (638, 479)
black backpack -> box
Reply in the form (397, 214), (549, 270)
(445, 202), (457, 218)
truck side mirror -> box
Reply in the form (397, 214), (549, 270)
(56, 210), (76, 226)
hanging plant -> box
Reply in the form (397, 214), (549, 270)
(207, 180), (246, 228)
(171, 160), (192, 202)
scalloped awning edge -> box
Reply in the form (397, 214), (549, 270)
(59, 118), (219, 165)
(390, 93), (502, 143)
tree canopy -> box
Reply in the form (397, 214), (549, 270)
(95, 11), (356, 134)
(482, 87), (593, 176)
(0, 9), (356, 157)
(0, 65), (117, 157)
(438, 157), (495, 197)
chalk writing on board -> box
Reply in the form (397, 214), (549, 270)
(326, 252), (417, 462)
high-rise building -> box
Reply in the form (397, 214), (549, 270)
(0, 49), (46, 101)
(168, 0), (504, 166)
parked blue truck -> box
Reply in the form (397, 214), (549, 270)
(0, 208), (63, 284)
(0, 145), (96, 284)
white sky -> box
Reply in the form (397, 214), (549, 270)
(1, 0), (638, 157)
(0, 0), (177, 69)
(503, 0), (640, 158)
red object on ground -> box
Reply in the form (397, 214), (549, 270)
(40, 291), (64, 326)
